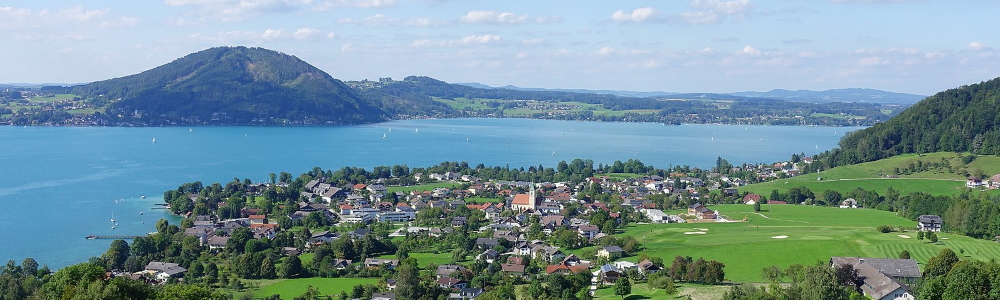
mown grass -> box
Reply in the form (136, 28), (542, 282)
(29, 94), (76, 102)
(617, 204), (1000, 283)
(242, 278), (378, 300)
(376, 252), (456, 267)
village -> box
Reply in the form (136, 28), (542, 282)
(105, 156), (994, 300)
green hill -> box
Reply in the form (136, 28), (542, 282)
(832, 77), (1000, 165)
(73, 46), (386, 125)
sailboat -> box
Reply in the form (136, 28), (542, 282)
(151, 137), (156, 143)
(415, 128), (419, 133)
(383, 133), (387, 139)
(388, 128), (392, 132)
(189, 128), (193, 132)
(551, 151), (555, 155)
(711, 136), (715, 142)
(111, 210), (115, 223)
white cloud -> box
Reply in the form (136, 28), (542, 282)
(597, 46), (616, 55)
(193, 27), (334, 43)
(164, 0), (312, 21)
(740, 45), (761, 56)
(612, 1), (755, 25)
(314, 0), (397, 10)
(409, 34), (504, 47)
(611, 7), (662, 23)
(337, 14), (452, 27)
(458, 11), (562, 25)
(967, 42), (991, 51)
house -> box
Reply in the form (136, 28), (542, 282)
(644, 209), (670, 223)
(638, 259), (662, 274)
(436, 264), (467, 279)
(449, 288), (484, 300)
(991, 174), (1000, 189)
(377, 210), (415, 223)
(599, 264), (623, 284)
(372, 293), (396, 300)
(967, 177), (985, 188)
(145, 262), (186, 282)
(545, 262), (591, 275)
(597, 246), (625, 259)
(364, 258), (399, 270)
(475, 238), (500, 250)
(918, 215), (942, 232)
(331, 259), (353, 270)
(840, 198), (858, 209)
(687, 203), (716, 220)
(613, 261), (638, 272)
(578, 225), (600, 239)
(533, 246), (566, 263)
(831, 257), (920, 300)
(437, 277), (468, 289)
(500, 263), (526, 277)
(248, 214), (267, 224)
(476, 249), (499, 263)
(742, 194), (761, 205)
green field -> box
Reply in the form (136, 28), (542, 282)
(740, 153), (1000, 198)
(386, 182), (461, 193)
(618, 204), (1000, 283)
(29, 94), (76, 102)
(592, 283), (730, 300)
(244, 278), (378, 300)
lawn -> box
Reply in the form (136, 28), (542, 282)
(243, 277), (379, 300)
(29, 94), (76, 102)
(465, 196), (502, 204)
(617, 204), (1000, 283)
(386, 182), (462, 193)
(592, 283), (730, 300)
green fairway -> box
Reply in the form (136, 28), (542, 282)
(246, 278), (378, 300)
(618, 204), (1000, 283)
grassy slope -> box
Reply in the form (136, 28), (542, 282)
(245, 278), (379, 300)
(619, 204), (1000, 283)
(740, 153), (1000, 197)
(376, 252), (456, 267)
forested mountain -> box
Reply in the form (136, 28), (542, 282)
(71, 46), (387, 125)
(830, 77), (1000, 165)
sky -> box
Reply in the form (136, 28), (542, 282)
(1, 0), (999, 95)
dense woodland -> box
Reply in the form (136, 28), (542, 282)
(821, 77), (1000, 166)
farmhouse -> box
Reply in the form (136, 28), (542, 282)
(839, 198), (858, 209)
(644, 209), (670, 223)
(991, 174), (1000, 189)
(967, 177), (984, 188)
(831, 257), (920, 300)
(597, 246), (624, 259)
(742, 193), (761, 205)
(144, 262), (186, 282)
(687, 203), (716, 220)
(918, 215), (942, 232)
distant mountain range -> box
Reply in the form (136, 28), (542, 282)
(456, 83), (925, 105)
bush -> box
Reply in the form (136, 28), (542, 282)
(877, 225), (895, 233)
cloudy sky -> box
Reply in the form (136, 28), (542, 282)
(1, 0), (998, 95)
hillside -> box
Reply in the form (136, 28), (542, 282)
(730, 88), (925, 105)
(832, 77), (1000, 165)
(72, 46), (386, 125)
(740, 152), (1000, 198)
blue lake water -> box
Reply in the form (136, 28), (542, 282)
(0, 118), (862, 268)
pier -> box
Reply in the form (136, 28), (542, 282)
(85, 234), (145, 240)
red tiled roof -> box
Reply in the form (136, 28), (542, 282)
(512, 194), (531, 205)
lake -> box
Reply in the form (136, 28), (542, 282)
(0, 118), (862, 268)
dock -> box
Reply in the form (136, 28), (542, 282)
(85, 234), (145, 240)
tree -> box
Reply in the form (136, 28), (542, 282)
(396, 259), (421, 300)
(103, 239), (130, 270)
(929, 232), (939, 243)
(899, 250), (911, 259)
(21, 258), (38, 277)
(924, 249), (959, 277)
(753, 201), (761, 212)
(762, 266), (783, 284)
(259, 257), (276, 279)
(917, 231), (925, 240)
(156, 219), (170, 235)
(614, 277), (632, 299)
(281, 254), (302, 278)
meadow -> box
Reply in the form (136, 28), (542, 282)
(241, 278), (379, 300)
(615, 204), (1000, 283)
(740, 152), (1000, 198)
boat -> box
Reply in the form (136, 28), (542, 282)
(86, 235), (97, 240)
(140, 195), (145, 199)
(388, 128), (392, 132)
(551, 151), (556, 155)
(415, 128), (419, 133)
(189, 128), (193, 132)
(151, 137), (156, 143)
(139, 211), (144, 215)
(111, 210), (115, 223)
(383, 133), (387, 139)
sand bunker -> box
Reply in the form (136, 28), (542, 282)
(771, 235), (789, 239)
(692, 228), (709, 231)
(684, 232), (708, 235)
(941, 237), (949, 240)
(898, 235), (911, 239)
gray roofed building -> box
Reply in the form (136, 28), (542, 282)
(145, 262), (187, 282)
(831, 257), (920, 300)
(918, 215), (942, 232)
(475, 238), (500, 250)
